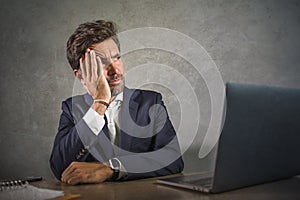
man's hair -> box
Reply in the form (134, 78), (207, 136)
(66, 20), (120, 70)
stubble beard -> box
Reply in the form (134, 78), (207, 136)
(110, 75), (125, 97)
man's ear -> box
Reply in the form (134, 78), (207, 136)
(74, 69), (86, 86)
(74, 69), (82, 80)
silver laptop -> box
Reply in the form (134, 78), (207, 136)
(157, 82), (300, 193)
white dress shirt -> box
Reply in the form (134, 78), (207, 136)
(83, 92), (123, 137)
(82, 92), (125, 179)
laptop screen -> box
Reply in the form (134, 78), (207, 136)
(212, 82), (300, 193)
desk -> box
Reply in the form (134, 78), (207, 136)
(32, 174), (300, 200)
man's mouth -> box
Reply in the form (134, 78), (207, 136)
(108, 75), (122, 86)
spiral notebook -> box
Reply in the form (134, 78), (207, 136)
(0, 177), (64, 200)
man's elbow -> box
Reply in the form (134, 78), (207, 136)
(175, 157), (184, 173)
(167, 157), (184, 174)
(49, 155), (63, 181)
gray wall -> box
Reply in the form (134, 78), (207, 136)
(0, 0), (299, 179)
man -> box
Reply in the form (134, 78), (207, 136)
(50, 20), (184, 185)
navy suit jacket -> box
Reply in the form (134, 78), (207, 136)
(50, 87), (184, 180)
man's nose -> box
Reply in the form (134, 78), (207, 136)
(107, 62), (119, 75)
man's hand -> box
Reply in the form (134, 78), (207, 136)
(80, 49), (111, 103)
(61, 162), (113, 185)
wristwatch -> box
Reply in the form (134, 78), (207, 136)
(109, 158), (121, 180)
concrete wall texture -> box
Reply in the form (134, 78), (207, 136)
(0, 0), (299, 179)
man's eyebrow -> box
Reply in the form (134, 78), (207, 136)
(95, 53), (120, 59)
(111, 53), (121, 58)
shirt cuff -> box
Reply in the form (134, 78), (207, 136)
(83, 108), (105, 136)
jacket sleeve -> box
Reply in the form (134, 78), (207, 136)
(49, 100), (98, 180)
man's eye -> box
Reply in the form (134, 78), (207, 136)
(100, 58), (109, 65)
(113, 55), (121, 62)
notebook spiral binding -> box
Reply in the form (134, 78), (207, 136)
(0, 177), (42, 192)
(0, 180), (29, 191)
(0, 176), (64, 200)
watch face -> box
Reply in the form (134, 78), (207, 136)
(110, 158), (121, 170)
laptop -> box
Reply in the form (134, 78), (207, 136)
(157, 82), (300, 193)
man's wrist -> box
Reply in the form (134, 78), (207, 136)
(103, 164), (114, 180)
(108, 158), (121, 180)
(92, 102), (107, 115)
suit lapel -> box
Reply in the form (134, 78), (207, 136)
(119, 87), (139, 151)
(124, 87), (139, 121)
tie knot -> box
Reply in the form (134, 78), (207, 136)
(109, 100), (122, 109)
(106, 100), (122, 122)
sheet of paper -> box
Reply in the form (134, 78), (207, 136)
(0, 183), (64, 200)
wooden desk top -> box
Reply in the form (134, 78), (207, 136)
(32, 174), (300, 200)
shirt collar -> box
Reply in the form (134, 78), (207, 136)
(108, 92), (123, 109)
(114, 92), (123, 102)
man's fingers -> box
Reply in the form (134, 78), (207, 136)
(66, 175), (82, 185)
(63, 172), (80, 185)
(61, 162), (78, 182)
(90, 50), (98, 81)
(61, 162), (110, 185)
(96, 56), (104, 76)
(79, 58), (86, 79)
(85, 50), (91, 81)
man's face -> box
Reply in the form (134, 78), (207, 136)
(90, 38), (125, 96)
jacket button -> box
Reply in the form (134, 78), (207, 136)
(76, 154), (81, 160)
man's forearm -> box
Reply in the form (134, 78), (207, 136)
(50, 123), (87, 179)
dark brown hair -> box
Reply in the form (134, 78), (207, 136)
(66, 20), (120, 70)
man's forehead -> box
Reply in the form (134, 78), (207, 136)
(91, 38), (119, 56)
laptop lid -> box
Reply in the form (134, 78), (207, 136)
(211, 82), (300, 193)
